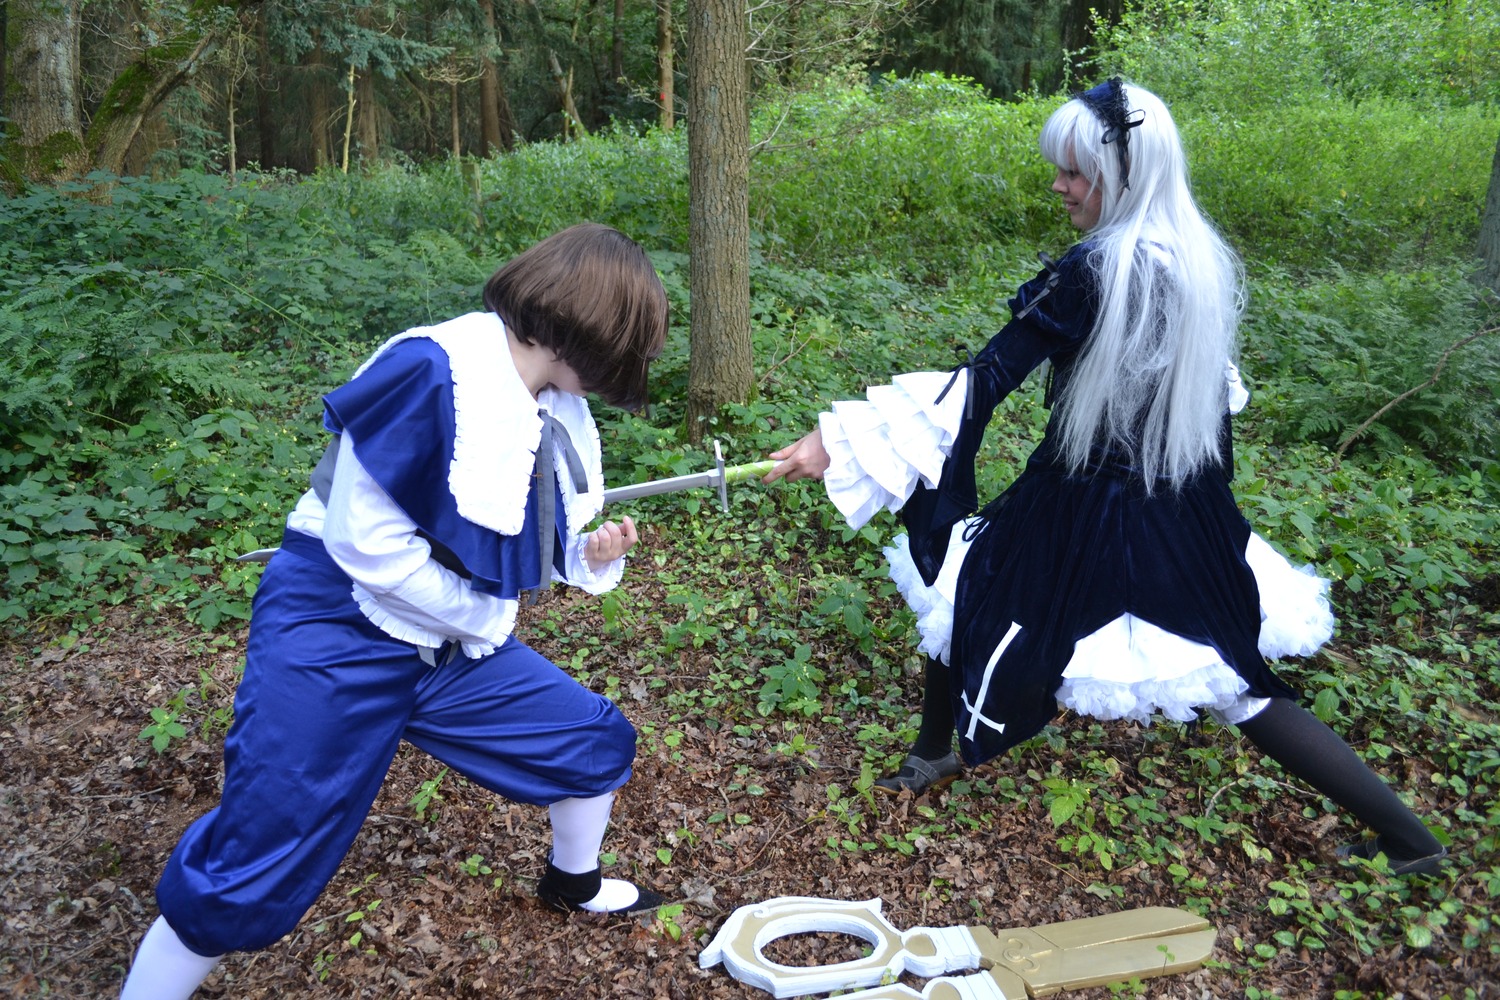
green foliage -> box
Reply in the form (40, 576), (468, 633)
(1103, 0), (1500, 111)
(1184, 100), (1494, 270)
(749, 75), (1067, 271)
(140, 699), (189, 754)
(1240, 268), (1499, 465)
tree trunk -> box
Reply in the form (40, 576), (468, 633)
(227, 76), (237, 180)
(341, 64), (356, 171)
(548, 50), (586, 138)
(449, 81), (462, 159)
(356, 67), (379, 161)
(657, 0), (675, 130)
(8, 0), (87, 184)
(307, 48), (332, 171)
(1061, 0), (1124, 72)
(87, 21), (220, 177)
(255, 12), (278, 168)
(1, 0), (10, 118)
(685, 0), (752, 443)
(477, 0), (515, 154)
(611, 0), (626, 81)
(1479, 133), (1500, 293)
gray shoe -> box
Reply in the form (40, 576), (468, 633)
(1335, 839), (1450, 877)
(874, 751), (961, 796)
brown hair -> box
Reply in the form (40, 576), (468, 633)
(483, 223), (668, 410)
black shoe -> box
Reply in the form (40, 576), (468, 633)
(874, 751), (961, 796)
(536, 861), (664, 914)
(1335, 839), (1449, 877)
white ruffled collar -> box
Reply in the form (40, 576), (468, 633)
(355, 312), (606, 536)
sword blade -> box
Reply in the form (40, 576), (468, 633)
(602, 460), (776, 506)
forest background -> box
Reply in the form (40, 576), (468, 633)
(2, 0), (1499, 997)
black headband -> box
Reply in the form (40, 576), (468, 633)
(1077, 78), (1145, 190)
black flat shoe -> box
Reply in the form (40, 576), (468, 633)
(536, 861), (665, 914)
(1335, 839), (1449, 877)
(874, 751), (961, 796)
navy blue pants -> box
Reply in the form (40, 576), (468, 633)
(156, 531), (636, 956)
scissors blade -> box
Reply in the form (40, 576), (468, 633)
(971, 907), (1216, 996)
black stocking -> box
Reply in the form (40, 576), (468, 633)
(1235, 697), (1439, 858)
(910, 657), (957, 760)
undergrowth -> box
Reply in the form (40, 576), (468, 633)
(2, 53), (1498, 992)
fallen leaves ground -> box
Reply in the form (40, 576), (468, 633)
(1, 598), (1492, 999)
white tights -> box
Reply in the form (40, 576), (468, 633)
(118, 915), (221, 1000)
(119, 790), (630, 996)
(548, 790), (641, 911)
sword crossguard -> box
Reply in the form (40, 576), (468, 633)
(715, 440), (730, 512)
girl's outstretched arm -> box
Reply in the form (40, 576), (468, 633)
(764, 428), (831, 483)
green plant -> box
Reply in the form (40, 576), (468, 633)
(139, 703), (188, 754)
(410, 767), (449, 822)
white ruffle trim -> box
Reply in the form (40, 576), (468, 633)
(885, 529), (1334, 725)
(1245, 532), (1333, 657)
(820, 371), (969, 528)
(354, 314), (605, 537)
(351, 583), (514, 660)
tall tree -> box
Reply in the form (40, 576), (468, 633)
(1480, 133), (1500, 293)
(656, 0), (675, 130)
(7, 0), (88, 183)
(477, 0), (517, 152)
(88, 8), (226, 176)
(685, 0), (752, 442)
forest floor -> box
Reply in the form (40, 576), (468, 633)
(1, 593), (1492, 1000)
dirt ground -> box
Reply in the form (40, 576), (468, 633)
(1, 601), (1491, 999)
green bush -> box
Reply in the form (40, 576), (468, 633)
(749, 75), (1068, 270)
(1187, 100), (1494, 269)
(1241, 267), (1500, 466)
(1104, 0), (1500, 111)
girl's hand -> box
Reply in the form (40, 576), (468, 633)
(763, 428), (831, 483)
(583, 515), (638, 572)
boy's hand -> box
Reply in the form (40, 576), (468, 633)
(584, 515), (638, 572)
(763, 428), (831, 483)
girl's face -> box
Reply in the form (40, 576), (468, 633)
(1052, 161), (1102, 231)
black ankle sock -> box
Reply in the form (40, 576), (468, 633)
(910, 658), (956, 760)
(1236, 698), (1440, 858)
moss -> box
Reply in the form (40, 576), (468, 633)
(12, 126), (86, 183)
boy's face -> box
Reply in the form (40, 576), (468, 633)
(547, 357), (588, 396)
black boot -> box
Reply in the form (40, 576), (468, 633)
(536, 860), (664, 914)
(876, 657), (962, 795)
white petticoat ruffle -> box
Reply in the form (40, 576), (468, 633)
(884, 528), (1334, 727)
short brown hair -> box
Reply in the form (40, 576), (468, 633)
(483, 223), (668, 410)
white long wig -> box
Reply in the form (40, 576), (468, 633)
(1038, 82), (1243, 488)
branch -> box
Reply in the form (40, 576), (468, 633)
(1333, 324), (1500, 463)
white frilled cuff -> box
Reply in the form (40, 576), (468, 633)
(563, 534), (625, 595)
(820, 370), (970, 529)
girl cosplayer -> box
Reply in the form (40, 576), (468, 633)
(766, 82), (1446, 877)
(120, 223), (670, 1000)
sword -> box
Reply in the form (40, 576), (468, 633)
(603, 441), (774, 512)
(234, 440), (774, 563)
